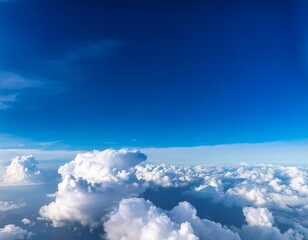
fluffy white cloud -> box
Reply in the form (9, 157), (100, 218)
(139, 164), (308, 211)
(104, 198), (241, 240)
(21, 218), (31, 225)
(243, 207), (274, 227)
(239, 207), (304, 240)
(221, 165), (308, 210)
(0, 201), (25, 213)
(39, 149), (147, 228)
(136, 164), (203, 187)
(0, 224), (33, 240)
(169, 201), (241, 240)
(58, 149), (147, 182)
(136, 163), (308, 238)
(1, 155), (41, 186)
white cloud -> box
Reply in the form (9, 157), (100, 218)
(39, 149), (147, 228)
(239, 207), (304, 240)
(136, 164), (202, 187)
(104, 198), (241, 240)
(1, 155), (41, 185)
(0, 201), (25, 213)
(21, 218), (31, 225)
(136, 163), (308, 238)
(221, 165), (308, 210)
(0, 146), (305, 238)
(169, 201), (241, 240)
(0, 224), (33, 240)
(243, 207), (274, 227)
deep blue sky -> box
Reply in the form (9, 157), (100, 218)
(0, 0), (308, 149)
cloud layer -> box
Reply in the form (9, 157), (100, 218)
(0, 149), (301, 239)
(136, 164), (308, 239)
(39, 149), (147, 228)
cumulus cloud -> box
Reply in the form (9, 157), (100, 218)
(136, 164), (203, 187)
(0, 201), (25, 213)
(136, 163), (308, 238)
(104, 198), (240, 240)
(39, 149), (147, 228)
(239, 207), (304, 240)
(139, 164), (308, 210)
(1, 155), (41, 185)
(243, 207), (274, 227)
(0, 224), (33, 240)
(21, 218), (31, 225)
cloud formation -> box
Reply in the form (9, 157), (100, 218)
(243, 207), (274, 227)
(0, 70), (43, 109)
(0, 71), (43, 90)
(104, 198), (240, 240)
(136, 164), (308, 238)
(2, 150), (298, 238)
(136, 164), (202, 187)
(0, 94), (17, 110)
(240, 207), (304, 240)
(21, 218), (31, 225)
(39, 149), (147, 228)
(1, 155), (41, 185)
(0, 201), (25, 213)
(0, 70), (63, 110)
(0, 224), (33, 240)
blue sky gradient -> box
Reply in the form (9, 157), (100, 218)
(0, 0), (308, 150)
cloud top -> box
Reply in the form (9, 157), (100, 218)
(40, 149), (147, 228)
(58, 148), (147, 182)
(0, 224), (33, 240)
(243, 207), (274, 227)
(104, 198), (241, 240)
(1, 155), (41, 185)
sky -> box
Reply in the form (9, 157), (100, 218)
(0, 2), (308, 238)
(0, 0), (308, 153)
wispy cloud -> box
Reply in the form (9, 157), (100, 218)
(0, 71), (43, 90)
(0, 94), (17, 110)
(45, 40), (123, 74)
(0, 70), (62, 110)
(64, 40), (123, 63)
(0, 134), (80, 164)
(0, 134), (64, 150)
